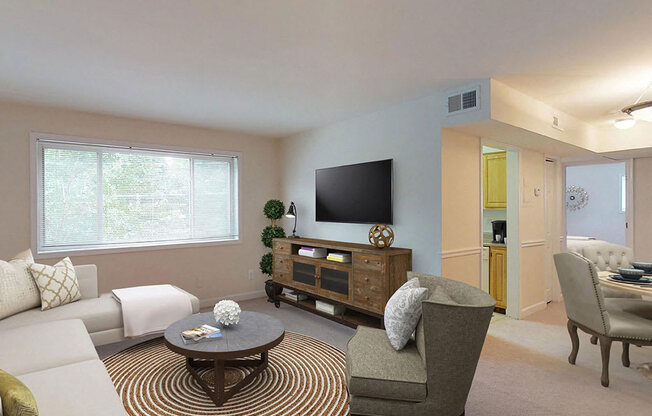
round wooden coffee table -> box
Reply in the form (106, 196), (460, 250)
(164, 311), (285, 406)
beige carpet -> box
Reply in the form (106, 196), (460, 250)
(467, 302), (652, 415)
(98, 299), (652, 415)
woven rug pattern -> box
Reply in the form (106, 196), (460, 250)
(103, 331), (349, 415)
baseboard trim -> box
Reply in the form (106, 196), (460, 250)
(519, 301), (547, 318)
(199, 290), (267, 309)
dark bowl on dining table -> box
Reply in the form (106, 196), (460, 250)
(632, 262), (652, 274)
(618, 268), (645, 281)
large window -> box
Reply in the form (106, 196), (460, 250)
(35, 137), (239, 254)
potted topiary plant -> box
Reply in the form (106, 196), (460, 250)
(263, 199), (285, 226)
(261, 200), (285, 303)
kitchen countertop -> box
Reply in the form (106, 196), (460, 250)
(484, 242), (506, 247)
(483, 234), (506, 247)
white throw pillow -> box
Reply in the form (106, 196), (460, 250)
(384, 277), (429, 351)
(29, 257), (81, 311)
(0, 249), (41, 319)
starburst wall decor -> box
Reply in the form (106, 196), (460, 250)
(566, 185), (589, 211)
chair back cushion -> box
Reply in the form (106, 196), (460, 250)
(407, 272), (495, 415)
(567, 239), (633, 271)
(554, 252), (609, 334)
(581, 243), (633, 271)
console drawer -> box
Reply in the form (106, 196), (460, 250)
(353, 253), (384, 272)
(273, 240), (291, 255)
(352, 284), (385, 314)
(274, 270), (290, 284)
(274, 254), (290, 273)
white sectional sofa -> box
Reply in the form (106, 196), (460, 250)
(0, 320), (128, 416)
(0, 264), (200, 415)
(0, 264), (200, 345)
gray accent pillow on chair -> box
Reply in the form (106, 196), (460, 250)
(384, 277), (429, 350)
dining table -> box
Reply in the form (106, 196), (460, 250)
(597, 270), (652, 380)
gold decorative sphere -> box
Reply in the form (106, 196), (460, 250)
(368, 224), (394, 249)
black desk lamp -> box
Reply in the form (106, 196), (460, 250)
(285, 202), (299, 238)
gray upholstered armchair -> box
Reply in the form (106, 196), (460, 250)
(345, 272), (495, 416)
(554, 252), (652, 387)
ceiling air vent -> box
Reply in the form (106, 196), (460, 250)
(447, 86), (480, 115)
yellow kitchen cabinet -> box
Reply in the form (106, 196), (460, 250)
(483, 152), (507, 209)
(489, 245), (507, 309)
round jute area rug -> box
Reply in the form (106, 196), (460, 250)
(103, 331), (349, 416)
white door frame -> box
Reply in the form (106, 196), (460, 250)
(480, 139), (520, 319)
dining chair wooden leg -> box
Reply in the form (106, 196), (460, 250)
(598, 336), (612, 387)
(567, 320), (580, 365)
(622, 343), (630, 367)
(590, 335), (598, 345)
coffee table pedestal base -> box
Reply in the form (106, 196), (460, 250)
(186, 352), (268, 406)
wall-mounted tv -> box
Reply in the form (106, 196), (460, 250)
(315, 159), (393, 224)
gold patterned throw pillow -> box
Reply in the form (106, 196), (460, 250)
(0, 249), (41, 319)
(0, 369), (39, 416)
(29, 257), (81, 311)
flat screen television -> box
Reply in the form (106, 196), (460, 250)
(315, 159), (393, 224)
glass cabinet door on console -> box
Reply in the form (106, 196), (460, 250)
(319, 266), (350, 302)
(292, 261), (317, 290)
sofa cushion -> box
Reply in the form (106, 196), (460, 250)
(384, 278), (428, 350)
(0, 293), (122, 335)
(346, 326), (427, 402)
(0, 250), (41, 319)
(18, 359), (128, 416)
(0, 319), (98, 376)
(0, 369), (38, 416)
(29, 257), (82, 311)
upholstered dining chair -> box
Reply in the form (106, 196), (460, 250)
(554, 252), (652, 387)
(345, 272), (495, 416)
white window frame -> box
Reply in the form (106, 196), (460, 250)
(620, 174), (627, 213)
(30, 132), (241, 258)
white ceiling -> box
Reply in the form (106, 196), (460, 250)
(2, 0), (652, 137)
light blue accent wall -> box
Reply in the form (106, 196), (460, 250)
(566, 163), (626, 245)
(279, 94), (445, 275)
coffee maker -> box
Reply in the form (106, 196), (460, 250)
(492, 220), (507, 244)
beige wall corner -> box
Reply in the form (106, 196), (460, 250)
(517, 148), (547, 312)
(441, 128), (481, 287)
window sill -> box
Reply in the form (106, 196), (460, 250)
(35, 238), (242, 259)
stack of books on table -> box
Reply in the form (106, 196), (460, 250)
(180, 324), (222, 344)
(298, 246), (327, 258)
(327, 252), (352, 263)
(284, 290), (308, 301)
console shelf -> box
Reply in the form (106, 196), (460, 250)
(271, 237), (412, 328)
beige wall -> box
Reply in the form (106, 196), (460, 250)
(441, 129), (481, 287)
(634, 157), (652, 259)
(517, 148), (546, 312)
(0, 101), (279, 303)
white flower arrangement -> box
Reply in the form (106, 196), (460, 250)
(213, 300), (241, 326)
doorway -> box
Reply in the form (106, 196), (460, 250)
(481, 145), (508, 313)
(564, 162), (629, 246)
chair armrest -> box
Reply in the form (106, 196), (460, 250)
(74, 264), (99, 299)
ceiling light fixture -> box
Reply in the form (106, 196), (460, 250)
(622, 100), (652, 122)
(616, 82), (652, 128)
(614, 118), (636, 129)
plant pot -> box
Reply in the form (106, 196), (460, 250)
(265, 279), (282, 302)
